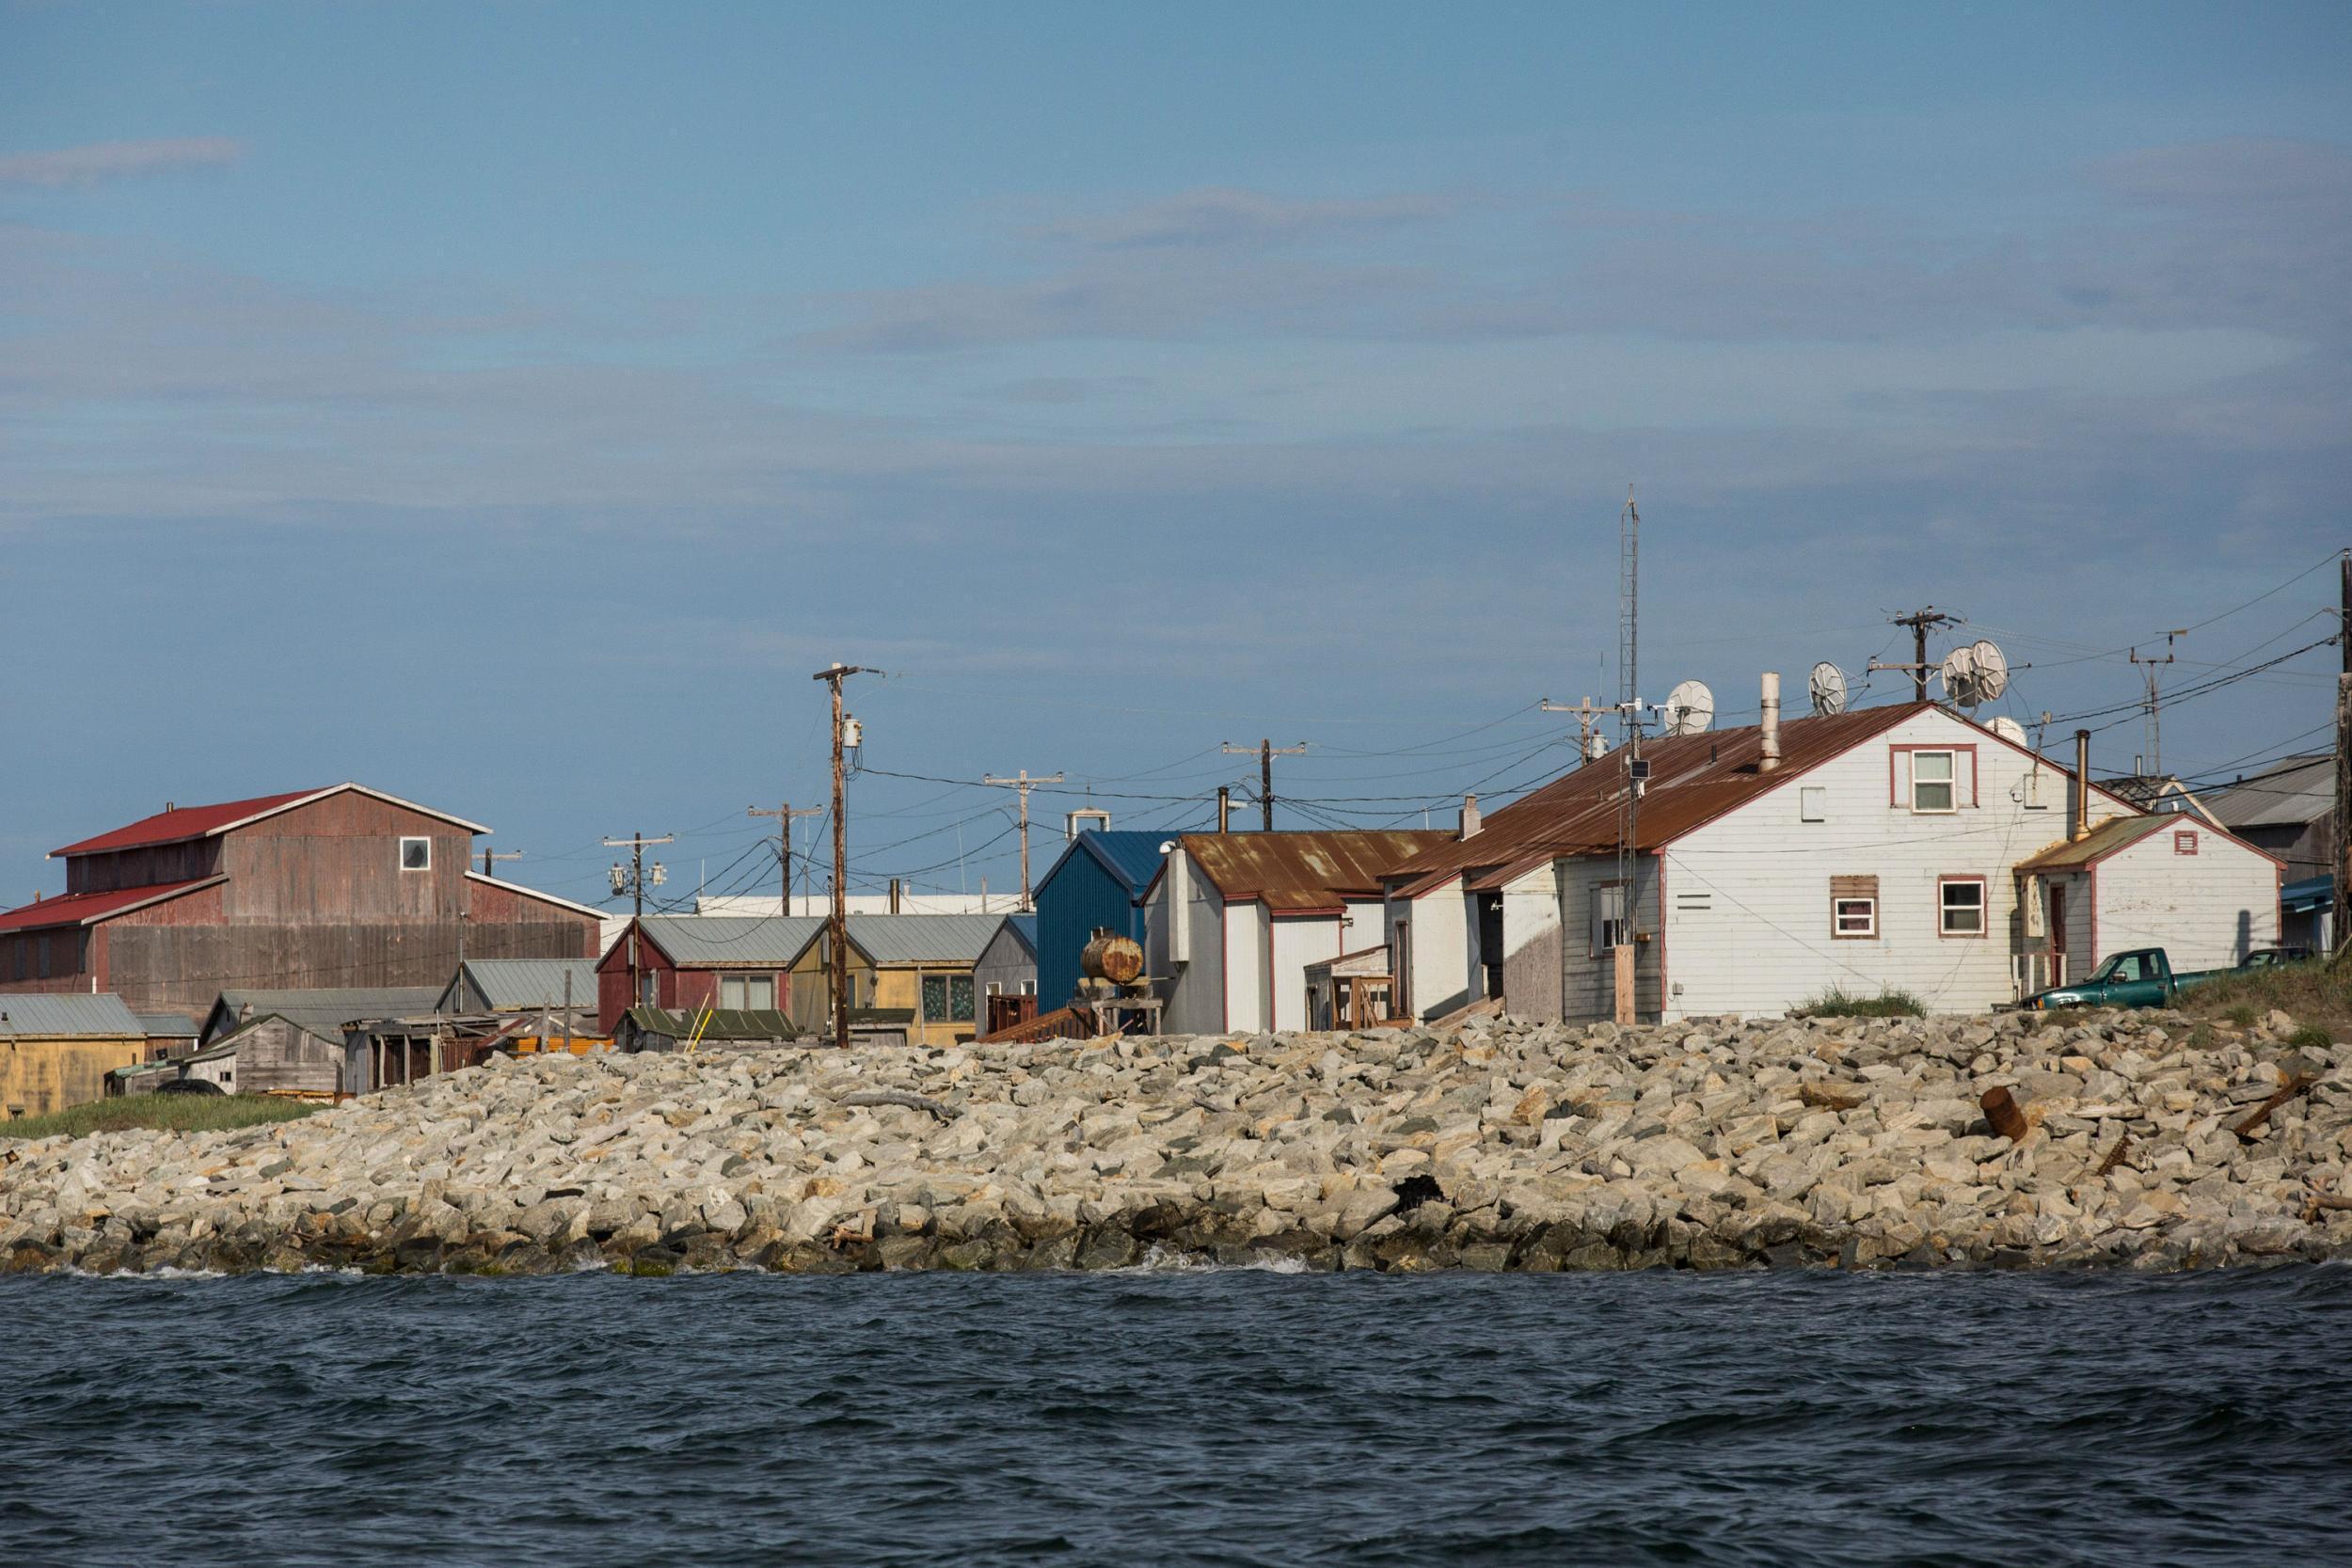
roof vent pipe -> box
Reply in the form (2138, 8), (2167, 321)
(2074, 729), (2092, 842)
(1458, 794), (1482, 840)
(1759, 673), (1783, 773)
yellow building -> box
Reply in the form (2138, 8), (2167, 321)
(787, 913), (1009, 1048)
(1, 993), (149, 1119)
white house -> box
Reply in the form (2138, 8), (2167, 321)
(2013, 815), (2281, 986)
(1142, 831), (1447, 1035)
(1382, 692), (2280, 1023)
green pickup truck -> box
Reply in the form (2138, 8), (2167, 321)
(2018, 947), (2231, 1011)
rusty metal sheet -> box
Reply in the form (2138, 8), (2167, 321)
(1177, 831), (1450, 911)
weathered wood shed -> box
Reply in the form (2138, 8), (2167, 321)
(181, 1013), (344, 1097)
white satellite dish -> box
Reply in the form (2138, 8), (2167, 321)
(1661, 679), (1715, 736)
(1970, 640), (2009, 702)
(1988, 715), (2028, 746)
(1939, 645), (1980, 707)
(1808, 661), (1848, 717)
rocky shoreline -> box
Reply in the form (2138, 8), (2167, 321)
(6, 1008), (2349, 1276)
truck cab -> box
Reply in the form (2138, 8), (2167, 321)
(2018, 947), (2220, 1010)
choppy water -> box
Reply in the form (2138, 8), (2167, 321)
(4, 1265), (2348, 1567)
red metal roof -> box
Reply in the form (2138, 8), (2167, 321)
(1387, 704), (1925, 896)
(1174, 830), (1450, 912)
(51, 789), (325, 857)
(0, 879), (220, 934)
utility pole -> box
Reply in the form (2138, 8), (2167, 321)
(1223, 739), (1307, 831)
(605, 832), (673, 1009)
(811, 663), (876, 1052)
(1542, 696), (1612, 765)
(982, 770), (1065, 911)
(1880, 608), (1963, 704)
(748, 802), (822, 913)
(2335, 553), (2350, 958)
(2130, 630), (2186, 777)
(479, 847), (524, 879)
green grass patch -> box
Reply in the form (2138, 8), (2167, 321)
(0, 1093), (325, 1143)
(1798, 986), (1927, 1019)
(2288, 1022), (2335, 1051)
(2185, 958), (2350, 1037)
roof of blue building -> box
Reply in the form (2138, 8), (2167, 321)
(1040, 832), (1168, 898)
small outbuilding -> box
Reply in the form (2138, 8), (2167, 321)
(1032, 832), (1167, 1006)
(181, 1012), (344, 1097)
(2013, 814), (2283, 982)
(0, 992), (149, 1118)
(596, 915), (826, 1036)
(972, 914), (1039, 1034)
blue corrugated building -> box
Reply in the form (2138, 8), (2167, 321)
(1032, 832), (1168, 1007)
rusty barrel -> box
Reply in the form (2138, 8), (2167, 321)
(1080, 928), (1145, 987)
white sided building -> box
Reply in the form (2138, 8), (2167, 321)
(1141, 831), (1447, 1036)
(1380, 694), (2280, 1024)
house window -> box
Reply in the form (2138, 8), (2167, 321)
(1940, 878), (1987, 937)
(1912, 752), (1956, 813)
(1801, 786), (1826, 823)
(921, 974), (976, 1022)
(2173, 830), (2199, 856)
(399, 837), (432, 871)
(719, 974), (774, 1010)
(1831, 875), (1879, 939)
(1592, 884), (1628, 954)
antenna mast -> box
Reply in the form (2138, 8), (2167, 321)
(2130, 630), (2185, 777)
(1615, 485), (1641, 1025)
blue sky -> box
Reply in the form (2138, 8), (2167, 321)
(3, 2), (2346, 911)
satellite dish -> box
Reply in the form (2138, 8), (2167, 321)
(1808, 661), (1848, 717)
(1939, 645), (1980, 707)
(1662, 679), (1715, 736)
(1988, 716), (2028, 747)
(1970, 640), (2009, 702)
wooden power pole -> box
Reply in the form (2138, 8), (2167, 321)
(2336, 554), (2350, 958)
(749, 801), (822, 912)
(479, 847), (524, 879)
(982, 770), (1064, 911)
(1224, 738), (1307, 831)
(811, 663), (876, 1051)
(604, 831), (673, 1007)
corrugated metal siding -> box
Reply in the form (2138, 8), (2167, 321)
(1037, 852), (1150, 1007)
(0, 992), (145, 1037)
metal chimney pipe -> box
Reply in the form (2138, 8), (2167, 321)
(1216, 786), (1231, 833)
(1759, 672), (1782, 772)
(2074, 729), (2092, 842)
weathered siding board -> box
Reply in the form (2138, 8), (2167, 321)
(1, 1037), (145, 1117)
(189, 1017), (342, 1096)
(66, 838), (223, 895)
(1499, 863), (1565, 1022)
(971, 924), (1037, 1007)
(1268, 916), (1342, 1032)
(104, 915), (589, 1020)
(217, 793), (469, 924)
(1223, 899), (1267, 1034)
(1149, 863), (1228, 1036)
(1661, 708), (2130, 1019)
(2096, 831), (2279, 969)
(1552, 854), (1662, 1022)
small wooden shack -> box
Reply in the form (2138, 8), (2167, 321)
(0, 992), (148, 1118)
(180, 1013), (344, 1097)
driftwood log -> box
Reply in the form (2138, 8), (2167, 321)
(836, 1090), (959, 1121)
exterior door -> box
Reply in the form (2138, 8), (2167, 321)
(2048, 884), (2067, 984)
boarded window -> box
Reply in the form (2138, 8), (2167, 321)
(719, 974), (774, 1010)
(2173, 830), (2199, 856)
(1801, 786), (1826, 822)
(1912, 752), (1956, 813)
(1592, 884), (1628, 953)
(1941, 878), (1986, 936)
(1832, 875), (1878, 939)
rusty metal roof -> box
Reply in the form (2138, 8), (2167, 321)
(1174, 831), (1449, 912)
(1387, 704), (1924, 896)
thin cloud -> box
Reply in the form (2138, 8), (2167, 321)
(1030, 187), (1456, 250)
(0, 137), (245, 189)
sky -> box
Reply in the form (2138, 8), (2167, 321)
(2, 1), (2347, 913)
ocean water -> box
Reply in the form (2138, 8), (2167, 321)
(3, 1265), (2347, 1567)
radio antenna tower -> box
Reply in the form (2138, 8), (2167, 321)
(1614, 484), (1642, 1024)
